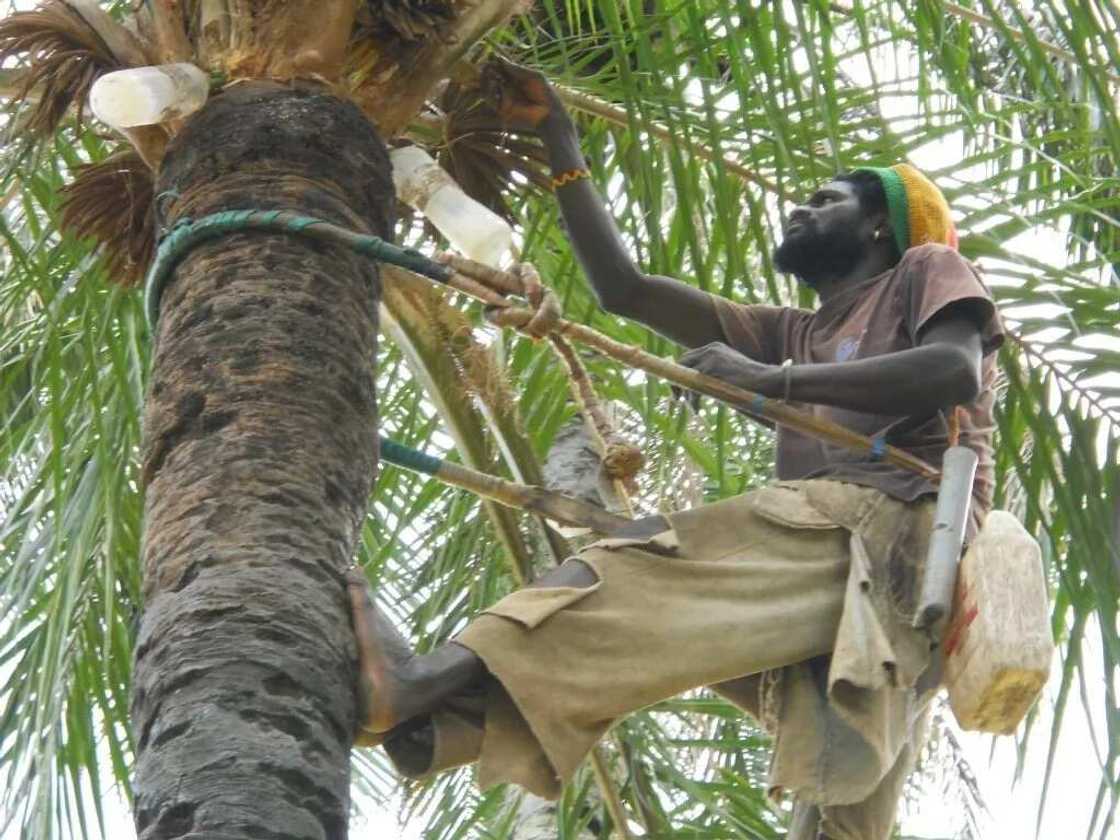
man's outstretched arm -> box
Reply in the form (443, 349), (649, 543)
(677, 304), (984, 417)
(487, 60), (724, 350)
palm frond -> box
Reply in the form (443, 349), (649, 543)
(58, 148), (155, 287)
(355, 0), (456, 45)
(0, 1), (128, 138)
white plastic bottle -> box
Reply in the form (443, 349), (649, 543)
(90, 63), (209, 129)
(390, 145), (513, 269)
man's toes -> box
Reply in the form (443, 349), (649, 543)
(346, 568), (376, 617)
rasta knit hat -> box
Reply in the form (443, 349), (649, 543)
(853, 163), (958, 255)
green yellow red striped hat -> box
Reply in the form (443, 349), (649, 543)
(854, 163), (958, 254)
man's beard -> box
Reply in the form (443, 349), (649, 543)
(773, 225), (864, 287)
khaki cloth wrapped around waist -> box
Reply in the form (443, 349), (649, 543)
(406, 480), (939, 828)
(712, 481), (938, 811)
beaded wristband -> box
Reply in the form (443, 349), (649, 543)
(551, 167), (592, 190)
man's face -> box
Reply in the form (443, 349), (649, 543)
(772, 180), (871, 286)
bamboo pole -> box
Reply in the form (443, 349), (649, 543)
(552, 84), (787, 198)
(377, 437), (637, 534)
(432, 253), (940, 483)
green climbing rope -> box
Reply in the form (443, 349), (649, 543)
(378, 435), (443, 476)
(144, 209), (453, 327)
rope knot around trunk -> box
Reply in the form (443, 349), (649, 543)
(511, 262), (563, 340)
(436, 253), (562, 340)
(436, 253), (646, 491)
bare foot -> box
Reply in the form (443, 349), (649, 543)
(346, 568), (417, 743)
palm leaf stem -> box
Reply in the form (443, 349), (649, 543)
(553, 83), (787, 197)
(380, 273), (537, 587)
(378, 434), (635, 533)
(939, 1), (1120, 86)
(829, 0), (1120, 86)
(589, 749), (636, 840)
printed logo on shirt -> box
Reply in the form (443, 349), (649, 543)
(835, 332), (865, 362)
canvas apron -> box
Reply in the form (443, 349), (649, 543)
(387, 480), (939, 840)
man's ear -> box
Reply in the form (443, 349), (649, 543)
(867, 210), (892, 244)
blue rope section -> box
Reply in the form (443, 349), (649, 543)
(378, 436), (443, 476)
(869, 436), (887, 461)
(143, 209), (454, 328)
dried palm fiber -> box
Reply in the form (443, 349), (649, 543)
(411, 255), (626, 526)
(60, 149), (156, 287)
(348, 0), (456, 80)
(438, 256), (645, 494)
(422, 270), (521, 414)
(0, 0), (133, 137)
(356, 0), (456, 43)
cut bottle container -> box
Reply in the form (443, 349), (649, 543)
(390, 145), (513, 269)
(943, 511), (1053, 734)
(90, 63), (209, 129)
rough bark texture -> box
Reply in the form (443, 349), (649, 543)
(131, 83), (392, 840)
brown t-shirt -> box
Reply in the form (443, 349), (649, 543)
(712, 243), (1005, 513)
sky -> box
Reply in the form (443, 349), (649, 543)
(1, 1), (1114, 839)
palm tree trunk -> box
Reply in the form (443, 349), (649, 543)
(130, 82), (392, 839)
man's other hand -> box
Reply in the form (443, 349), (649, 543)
(675, 342), (779, 407)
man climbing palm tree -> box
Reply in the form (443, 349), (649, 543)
(350, 61), (1005, 840)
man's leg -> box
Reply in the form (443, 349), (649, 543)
(348, 524), (653, 737)
(347, 567), (483, 737)
(351, 488), (862, 798)
(349, 513), (671, 737)
(814, 708), (930, 840)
